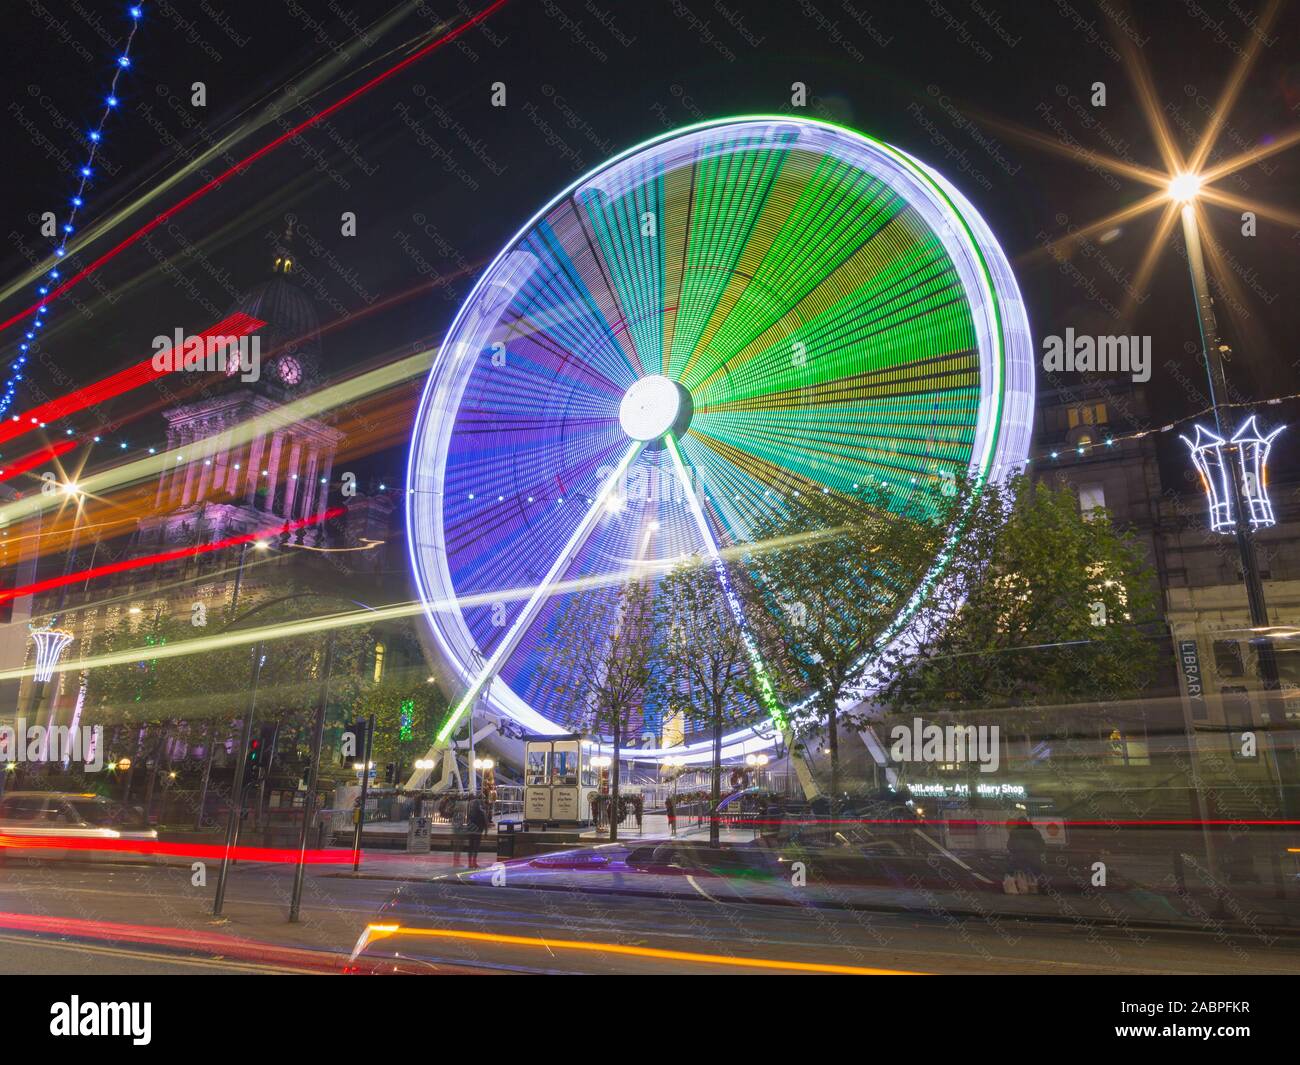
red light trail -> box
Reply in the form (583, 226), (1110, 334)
(0, 909), (393, 974)
(0, 506), (344, 605)
(0, 439), (77, 482)
(0, 312), (263, 450)
(0, 832), (354, 864)
(0, 1), (510, 337)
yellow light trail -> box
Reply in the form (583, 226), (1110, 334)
(355, 923), (922, 975)
(0, 347), (435, 530)
(6, 523), (848, 684)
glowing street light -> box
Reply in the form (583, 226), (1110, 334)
(1167, 172), (1202, 204)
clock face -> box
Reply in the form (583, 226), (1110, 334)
(276, 356), (302, 385)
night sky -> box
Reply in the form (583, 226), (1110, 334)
(2, 0), (1298, 486)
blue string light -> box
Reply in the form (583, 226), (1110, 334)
(0, 5), (145, 420)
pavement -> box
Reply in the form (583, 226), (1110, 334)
(2, 818), (1298, 973)
(2, 853), (1299, 975)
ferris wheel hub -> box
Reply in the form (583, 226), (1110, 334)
(618, 374), (689, 441)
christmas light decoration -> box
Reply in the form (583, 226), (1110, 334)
(0, 5), (146, 419)
(1180, 415), (1284, 533)
(29, 624), (74, 683)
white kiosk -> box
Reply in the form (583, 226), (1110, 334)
(523, 734), (599, 826)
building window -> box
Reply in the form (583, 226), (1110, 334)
(1213, 639), (1244, 678)
(373, 641), (386, 683)
(1067, 402), (1108, 429)
(1078, 483), (1106, 519)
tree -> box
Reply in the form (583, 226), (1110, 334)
(350, 677), (447, 782)
(82, 593), (387, 811)
(536, 577), (659, 841)
(745, 483), (955, 809)
(870, 473), (1159, 714)
(660, 557), (755, 846)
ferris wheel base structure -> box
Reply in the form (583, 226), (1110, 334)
(404, 116), (1035, 788)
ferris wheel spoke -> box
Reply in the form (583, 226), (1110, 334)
(434, 438), (644, 743)
(664, 434), (787, 734)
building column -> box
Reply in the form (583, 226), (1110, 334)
(264, 431), (286, 517)
(244, 433), (268, 508)
(282, 439), (304, 520)
(299, 447), (320, 520)
(179, 427), (201, 507)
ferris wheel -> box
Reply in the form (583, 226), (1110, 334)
(407, 116), (1035, 766)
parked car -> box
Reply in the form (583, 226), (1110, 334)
(0, 791), (159, 863)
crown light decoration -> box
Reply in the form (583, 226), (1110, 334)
(1180, 415), (1284, 533)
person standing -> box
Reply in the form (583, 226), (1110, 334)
(1005, 814), (1047, 892)
(665, 794), (677, 836)
(465, 794), (488, 869)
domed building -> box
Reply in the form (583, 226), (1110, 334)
(137, 227), (342, 551)
(227, 224), (323, 394)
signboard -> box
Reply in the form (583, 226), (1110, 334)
(1178, 639), (1208, 721)
(552, 787), (579, 821)
(407, 815), (431, 853)
(525, 787), (550, 821)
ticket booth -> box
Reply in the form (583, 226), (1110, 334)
(523, 734), (599, 826)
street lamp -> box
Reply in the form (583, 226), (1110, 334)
(1167, 172), (1202, 204)
(1171, 179), (1282, 704)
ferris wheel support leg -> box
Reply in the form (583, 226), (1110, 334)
(424, 439), (645, 758)
(663, 435), (819, 800)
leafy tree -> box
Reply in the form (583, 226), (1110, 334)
(82, 593), (392, 803)
(660, 557), (756, 846)
(349, 677), (447, 781)
(744, 483), (956, 808)
(536, 577), (659, 841)
(870, 473), (1159, 714)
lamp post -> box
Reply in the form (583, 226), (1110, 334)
(1174, 184), (1281, 699)
(1173, 179), (1289, 834)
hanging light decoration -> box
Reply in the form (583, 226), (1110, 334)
(0, 4), (146, 419)
(1181, 415), (1284, 533)
(29, 623), (75, 683)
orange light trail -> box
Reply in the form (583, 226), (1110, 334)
(357, 924), (923, 975)
(0, 506), (343, 605)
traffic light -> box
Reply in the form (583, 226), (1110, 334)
(246, 723), (277, 779)
(384, 763), (397, 784)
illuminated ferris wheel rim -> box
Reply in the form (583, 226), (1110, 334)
(406, 114), (1035, 766)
